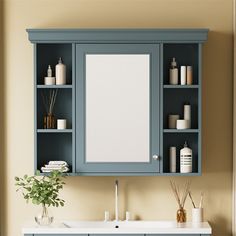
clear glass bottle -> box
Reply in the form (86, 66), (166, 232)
(35, 204), (54, 226)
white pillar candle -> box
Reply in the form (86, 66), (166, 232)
(176, 119), (190, 129)
(57, 119), (67, 129)
(168, 115), (180, 129)
(184, 104), (191, 128)
(169, 146), (176, 173)
(180, 66), (187, 85)
(187, 66), (193, 85)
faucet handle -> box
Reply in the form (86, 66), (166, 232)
(152, 155), (159, 160)
(104, 211), (110, 222)
(125, 211), (131, 221)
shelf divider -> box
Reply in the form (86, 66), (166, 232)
(37, 85), (72, 89)
(163, 85), (199, 89)
(163, 129), (199, 133)
(37, 129), (73, 133)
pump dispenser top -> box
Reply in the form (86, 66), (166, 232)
(58, 57), (63, 64)
(171, 57), (177, 68)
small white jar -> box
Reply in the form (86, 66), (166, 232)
(192, 208), (203, 223)
(57, 119), (67, 129)
(44, 77), (56, 85)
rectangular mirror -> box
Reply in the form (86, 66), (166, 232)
(86, 54), (150, 163)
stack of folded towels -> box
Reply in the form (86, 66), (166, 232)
(41, 161), (69, 173)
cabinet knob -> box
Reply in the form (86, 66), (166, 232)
(152, 155), (159, 160)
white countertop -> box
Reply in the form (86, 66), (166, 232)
(22, 220), (212, 234)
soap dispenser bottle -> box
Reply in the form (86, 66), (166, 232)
(56, 57), (66, 85)
(47, 65), (52, 77)
(169, 57), (178, 85)
(180, 141), (192, 173)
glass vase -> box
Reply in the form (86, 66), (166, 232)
(43, 113), (56, 129)
(35, 204), (54, 226)
(176, 207), (186, 223)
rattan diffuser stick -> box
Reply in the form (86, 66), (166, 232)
(41, 89), (58, 114)
(170, 180), (191, 208)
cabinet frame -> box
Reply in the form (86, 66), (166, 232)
(27, 29), (208, 176)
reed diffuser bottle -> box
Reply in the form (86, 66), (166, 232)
(170, 181), (191, 223)
(41, 89), (58, 129)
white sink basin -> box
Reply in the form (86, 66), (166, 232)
(63, 220), (180, 229)
(22, 220), (212, 234)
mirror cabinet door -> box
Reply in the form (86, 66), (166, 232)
(76, 44), (160, 174)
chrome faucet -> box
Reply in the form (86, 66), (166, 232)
(115, 180), (119, 221)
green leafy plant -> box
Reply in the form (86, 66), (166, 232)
(15, 170), (66, 208)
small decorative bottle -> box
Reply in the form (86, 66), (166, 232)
(180, 141), (192, 173)
(47, 65), (52, 77)
(56, 57), (66, 85)
(44, 65), (56, 85)
(169, 58), (178, 85)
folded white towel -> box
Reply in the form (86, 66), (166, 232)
(48, 161), (68, 166)
(45, 164), (68, 168)
(44, 165), (66, 170)
(41, 166), (69, 173)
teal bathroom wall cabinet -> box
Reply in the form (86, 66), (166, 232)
(27, 29), (208, 176)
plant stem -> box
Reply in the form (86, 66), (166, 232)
(42, 204), (48, 218)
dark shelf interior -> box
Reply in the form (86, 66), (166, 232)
(163, 88), (198, 129)
(37, 88), (72, 129)
(163, 43), (199, 85)
(163, 133), (198, 173)
(36, 44), (72, 85)
(37, 133), (72, 172)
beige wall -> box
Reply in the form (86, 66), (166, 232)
(1, 0), (233, 236)
(0, 0), (4, 235)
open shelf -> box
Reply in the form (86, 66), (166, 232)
(163, 43), (199, 85)
(37, 133), (72, 172)
(162, 43), (201, 175)
(163, 88), (198, 129)
(163, 133), (199, 174)
(37, 89), (72, 129)
(36, 43), (72, 85)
